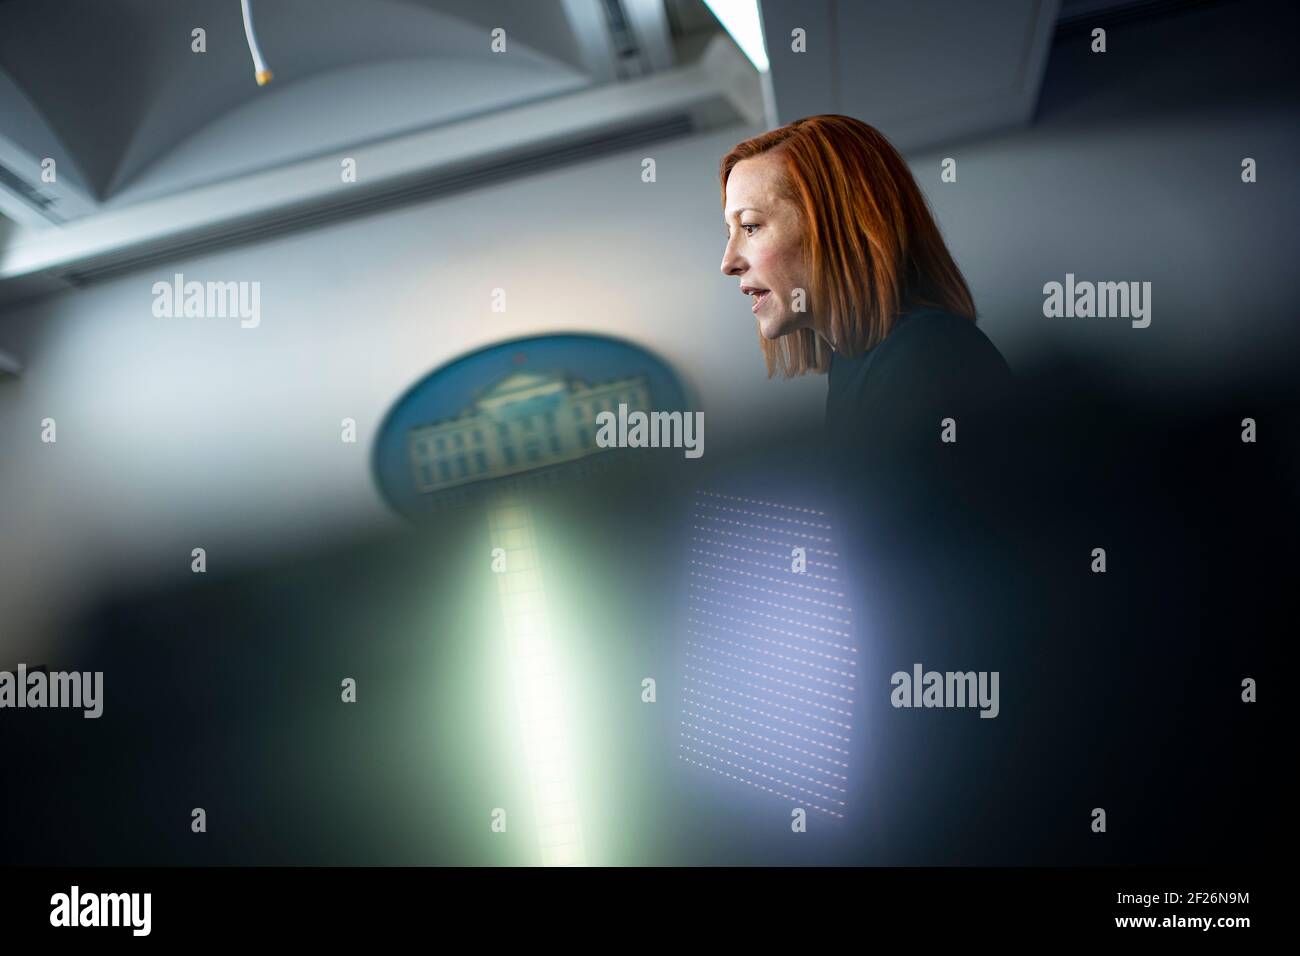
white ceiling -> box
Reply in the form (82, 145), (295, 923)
(0, 0), (1224, 306)
(0, 0), (760, 304)
(757, 0), (1064, 152)
(0, 0), (684, 212)
(754, 0), (1232, 151)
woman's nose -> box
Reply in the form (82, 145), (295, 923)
(720, 242), (744, 277)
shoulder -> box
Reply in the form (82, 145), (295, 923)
(872, 310), (1010, 383)
(878, 309), (1003, 363)
(858, 309), (1013, 413)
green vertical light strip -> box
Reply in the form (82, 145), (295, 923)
(487, 489), (587, 866)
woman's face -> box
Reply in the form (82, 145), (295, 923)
(720, 154), (813, 341)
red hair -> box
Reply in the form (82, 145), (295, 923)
(720, 114), (976, 377)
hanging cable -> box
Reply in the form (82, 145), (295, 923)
(240, 0), (273, 86)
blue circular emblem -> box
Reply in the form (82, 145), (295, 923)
(373, 333), (693, 520)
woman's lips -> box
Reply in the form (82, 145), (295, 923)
(751, 290), (771, 314)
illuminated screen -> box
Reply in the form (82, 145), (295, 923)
(678, 489), (858, 819)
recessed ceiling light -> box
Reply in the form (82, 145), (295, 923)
(702, 0), (769, 72)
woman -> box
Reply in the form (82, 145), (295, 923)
(719, 113), (1014, 535)
(718, 115), (1026, 862)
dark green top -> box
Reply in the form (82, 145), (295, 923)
(816, 307), (1029, 865)
(822, 304), (1015, 539)
(824, 305), (1013, 444)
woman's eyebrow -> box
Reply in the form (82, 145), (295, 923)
(724, 206), (763, 222)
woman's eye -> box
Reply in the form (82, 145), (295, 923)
(741, 223), (758, 236)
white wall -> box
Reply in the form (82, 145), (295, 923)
(0, 121), (825, 660)
(2, 0), (1295, 660)
(924, 0), (1297, 389)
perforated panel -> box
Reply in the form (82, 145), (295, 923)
(678, 490), (858, 819)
